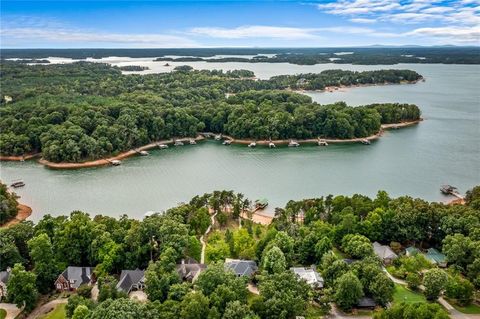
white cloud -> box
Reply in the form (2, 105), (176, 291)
(349, 18), (377, 23)
(1, 27), (200, 47)
(190, 26), (321, 39)
(406, 26), (480, 42)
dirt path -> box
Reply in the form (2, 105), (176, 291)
(1, 203), (32, 228)
(200, 211), (218, 264)
(26, 298), (68, 319)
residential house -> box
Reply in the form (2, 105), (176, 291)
(373, 242), (398, 265)
(176, 258), (206, 282)
(0, 268), (11, 300)
(55, 266), (94, 291)
(290, 267), (324, 289)
(224, 259), (258, 277)
(425, 248), (447, 267)
(116, 269), (145, 294)
(356, 297), (377, 309)
(405, 246), (420, 257)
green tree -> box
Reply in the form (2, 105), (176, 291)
(445, 275), (474, 306)
(222, 301), (255, 319)
(369, 273), (394, 306)
(261, 245), (286, 274)
(72, 305), (91, 319)
(423, 269), (448, 300)
(90, 298), (143, 319)
(27, 233), (58, 293)
(373, 302), (449, 319)
(334, 272), (363, 311)
(406, 273), (421, 290)
(6, 264), (37, 312)
(179, 291), (210, 319)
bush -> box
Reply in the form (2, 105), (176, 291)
(76, 284), (92, 299)
(406, 273), (421, 290)
(445, 275), (474, 306)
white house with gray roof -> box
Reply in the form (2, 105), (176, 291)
(290, 267), (324, 288)
(0, 268), (11, 300)
(373, 242), (398, 265)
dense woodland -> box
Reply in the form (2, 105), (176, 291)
(0, 182), (19, 224)
(0, 61), (421, 162)
(0, 187), (479, 318)
(2, 47), (480, 64)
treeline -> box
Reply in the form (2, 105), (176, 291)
(0, 62), (420, 162)
(116, 65), (149, 71)
(0, 182), (19, 224)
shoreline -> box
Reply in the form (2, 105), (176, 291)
(0, 203), (33, 228)
(292, 78), (424, 94)
(1, 119), (421, 170)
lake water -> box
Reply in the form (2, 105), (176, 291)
(1, 59), (479, 220)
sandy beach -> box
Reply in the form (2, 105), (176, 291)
(1, 203), (33, 228)
(0, 153), (41, 161)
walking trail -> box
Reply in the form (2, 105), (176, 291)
(200, 211), (218, 264)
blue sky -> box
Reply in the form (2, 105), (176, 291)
(1, 0), (479, 48)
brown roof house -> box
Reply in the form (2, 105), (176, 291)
(0, 268), (11, 301)
(373, 242), (398, 265)
(55, 266), (94, 292)
(176, 258), (206, 282)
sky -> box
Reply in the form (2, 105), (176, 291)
(1, 0), (479, 48)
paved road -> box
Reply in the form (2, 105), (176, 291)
(0, 303), (22, 319)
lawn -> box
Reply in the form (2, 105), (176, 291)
(39, 303), (66, 319)
(303, 303), (327, 319)
(0, 309), (6, 319)
(393, 284), (426, 304)
(446, 299), (480, 314)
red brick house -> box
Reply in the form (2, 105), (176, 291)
(55, 266), (94, 291)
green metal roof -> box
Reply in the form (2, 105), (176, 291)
(426, 248), (447, 264)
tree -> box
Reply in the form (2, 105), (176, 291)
(423, 269), (448, 300)
(27, 233), (58, 294)
(442, 234), (476, 270)
(188, 207), (211, 235)
(144, 248), (180, 302)
(369, 273), (394, 306)
(341, 234), (374, 259)
(334, 272), (363, 311)
(72, 305), (91, 319)
(179, 291), (210, 319)
(445, 275), (474, 306)
(406, 272), (421, 290)
(90, 298), (143, 319)
(373, 302), (449, 319)
(65, 295), (95, 318)
(256, 271), (311, 319)
(222, 301), (255, 319)
(6, 264), (37, 312)
(261, 246), (286, 274)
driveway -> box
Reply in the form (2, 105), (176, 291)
(26, 298), (68, 319)
(0, 303), (22, 319)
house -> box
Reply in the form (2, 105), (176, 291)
(176, 258), (206, 282)
(290, 267), (324, 289)
(55, 266), (94, 291)
(405, 246), (420, 257)
(373, 242), (398, 265)
(225, 259), (258, 277)
(0, 268), (11, 300)
(356, 297), (377, 309)
(425, 248), (447, 267)
(116, 269), (145, 294)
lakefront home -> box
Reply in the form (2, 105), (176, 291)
(290, 267), (324, 289)
(55, 266), (94, 291)
(176, 258), (206, 282)
(373, 242), (398, 265)
(224, 259), (258, 277)
(425, 248), (448, 267)
(116, 269), (145, 294)
(405, 246), (420, 257)
(0, 268), (11, 300)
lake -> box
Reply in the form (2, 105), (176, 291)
(1, 59), (479, 220)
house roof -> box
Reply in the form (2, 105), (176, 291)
(0, 271), (10, 284)
(116, 269), (145, 293)
(225, 259), (258, 277)
(405, 247), (420, 254)
(290, 267), (324, 288)
(59, 266), (93, 289)
(357, 297), (377, 308)
(426, 248), (447, 264)
(373, 242), (398, 260)
(176, 259), (206, 281)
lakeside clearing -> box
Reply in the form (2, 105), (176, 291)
(1, 203), (32, 228)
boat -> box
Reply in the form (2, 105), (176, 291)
(214, 134), (222, 141)
(158, 144), (169, 149)
(10, 179), (25, 188)
(440, 185), (458, 195)
(164, 63), (170, 67)
(189, 139), (197, 145)
(139, 150), (149, 156)
(223, 140), (232, 145)
(111, 160), (121, 166)
(268, 142), (276, 148)
(248, 142), (256, 148)
(255, 198), (268, 210)
(174, 140), (184, 146)
(361, 139), (371, 145)
(318, 139), (328, 146)
(288, 140), (300, 147)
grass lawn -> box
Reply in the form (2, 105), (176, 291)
(0, 309), (6, 319)
(303, 304), (327, 319)
(393, 284), (426, 304)
(446, 299), (480, 314)
(39, 303), (66, 319)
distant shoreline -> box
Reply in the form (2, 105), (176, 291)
(1, 119), (421, 170)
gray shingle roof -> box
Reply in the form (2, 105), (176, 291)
(116, 269), (145, 293)
(224, 259), (258, 277)
(0, 271), (10, 284)
(290, 267), (324, 288)
(373, 242), (398, 260)
(61, 266), (93, 289)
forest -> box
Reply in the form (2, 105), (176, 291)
(2, 46), (480, 64)
(0, 61), (421, 163)
(0, 186), (478, 318)
(0, 182), (19, 224)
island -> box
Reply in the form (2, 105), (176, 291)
(0, 186), (478, 318)
(0, 61), (422, 168)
